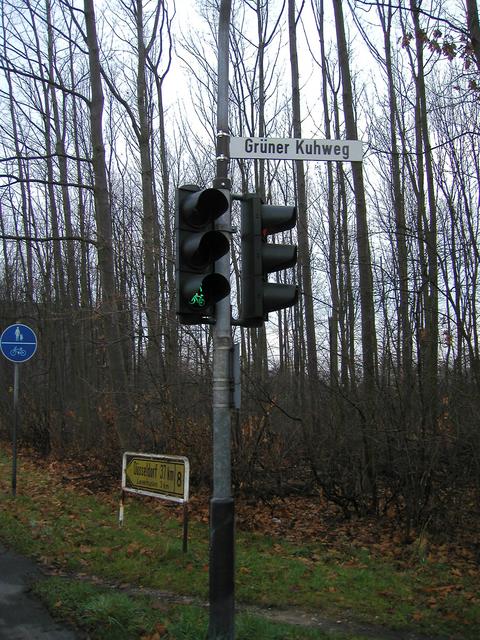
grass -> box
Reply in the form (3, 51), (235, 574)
(0, 452), (479, 639)
(32, 577), (371, 640)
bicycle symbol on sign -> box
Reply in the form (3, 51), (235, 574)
(190, 287), (206, 308)
(10, 346), (26, 357)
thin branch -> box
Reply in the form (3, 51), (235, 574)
(0, 174), (93, 190)
(0, 233), (97, 246)
(0, 153), (91, 164)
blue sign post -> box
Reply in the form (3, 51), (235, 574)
(1, 323), (38, 496)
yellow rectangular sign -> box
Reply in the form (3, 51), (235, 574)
(122, 453), (189, 503)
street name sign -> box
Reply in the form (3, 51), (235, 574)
(230, 136), (363, 162)
(0, 323), (37, 363)
(122, 452), (189, 503)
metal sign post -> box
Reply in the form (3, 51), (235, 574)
(208, 1), (234, 638)
(0, 323), (38, 497)
(12, 364), (19, 497)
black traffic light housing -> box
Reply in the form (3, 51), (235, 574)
(175, 184), (230, 324)
(240, 193), (298, 327)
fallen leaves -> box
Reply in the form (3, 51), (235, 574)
(141, 622), (168, 639)
(2, 448), (479, 639)
(124, 541), (155, 558)
(79, 545), (92, 554)
(422, 583), (463, 595)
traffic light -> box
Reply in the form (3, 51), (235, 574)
(175, 184), (230, 324)
(240, 193), (298, 327)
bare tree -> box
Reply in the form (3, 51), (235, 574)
(83, 0), (135, 449)
(288, 0), (318, 389)
(332, 0), (378, 508)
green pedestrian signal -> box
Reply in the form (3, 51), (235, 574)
(175, 185), (230, 324)
(239, 193), (298, 327)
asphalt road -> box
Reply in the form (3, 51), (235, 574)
(0, 544), (83, 640)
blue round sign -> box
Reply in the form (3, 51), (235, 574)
(0, 323), (37, 363)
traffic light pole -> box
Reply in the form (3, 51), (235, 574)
(208, 1), (234, 639)
(209, 219), (234, 640)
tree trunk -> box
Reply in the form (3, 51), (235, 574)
(314, 0), (339, 385)
(288, 0), (318, 387)
(466, 0), (480, 71)
(409, 0), (439, 432)
(136, 0), (162, 376)
(332, 0), (378, 509)
(83, 0), (135, 450)
(378, 2), (412, 385)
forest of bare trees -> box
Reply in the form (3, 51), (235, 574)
(1, 0), (479, 537)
